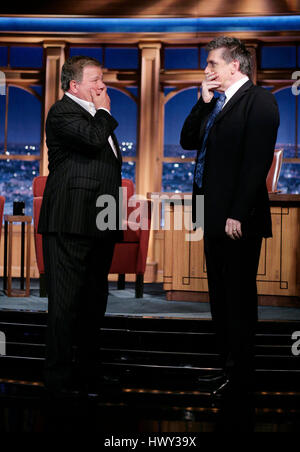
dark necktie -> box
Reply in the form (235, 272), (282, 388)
(194, 93), (226, 188)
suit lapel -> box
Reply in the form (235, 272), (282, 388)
(62, 94), (93, 120)
(214, 79), (253, 124)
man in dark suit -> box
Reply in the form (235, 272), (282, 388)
(180, 37), (279, 397)
(38, 56), (122, 395)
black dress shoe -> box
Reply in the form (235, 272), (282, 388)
(211, 377), (231, 398)
(211, 376), (251, 403)
(197, 370), (227, 383)
(44, 386), (82, 402)
(80, 382), (102, 398)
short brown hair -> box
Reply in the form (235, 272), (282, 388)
(206, 37), (252, 77)
(61, 55), (101, 91)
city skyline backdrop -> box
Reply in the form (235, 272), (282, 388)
(0, 84), (298, 147)
(0, 44), (300, 216)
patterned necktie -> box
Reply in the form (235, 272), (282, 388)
(194, 93), (226, 188)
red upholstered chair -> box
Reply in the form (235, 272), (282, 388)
(109, 179), (152, 298)
(33, 176), (47, 296)
(0, 196), (5, 244)
(266, 148), (283, 193)
(32, 177), (152, 298)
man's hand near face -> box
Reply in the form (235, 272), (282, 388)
(90, 87), (111, 111)
(201, 72), (221, 103)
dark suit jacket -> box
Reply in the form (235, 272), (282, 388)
(38, 94), (122, 239)
(180, 80), (280, 238)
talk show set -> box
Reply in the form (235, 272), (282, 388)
(0, 4), (299, 434)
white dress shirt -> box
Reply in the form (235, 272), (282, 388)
(65, 91), (118, 159)
(223, 76), (249, 108)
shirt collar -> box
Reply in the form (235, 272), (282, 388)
(224, 76), (249, 104)
(65, 92), (95, 115)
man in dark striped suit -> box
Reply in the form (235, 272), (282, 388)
(38, 56), (122, 395)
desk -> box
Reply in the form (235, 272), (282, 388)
(3, 215), (32, 297)
(149, 193), (300, 306)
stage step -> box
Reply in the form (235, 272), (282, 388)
(0, 310), (299, 394)
(0, 310), (300, 432)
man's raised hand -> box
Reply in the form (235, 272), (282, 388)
(90, 87), (111, 111)
(201, 72), (221, 103)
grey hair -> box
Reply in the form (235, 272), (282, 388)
(61, 55), (101, 92)
(205, 37), (252, 77)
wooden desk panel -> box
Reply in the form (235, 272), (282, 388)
(161, 194), (300, 304)
(257, 206), (300, 297)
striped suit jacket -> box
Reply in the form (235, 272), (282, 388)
(38, 94), (123, 239)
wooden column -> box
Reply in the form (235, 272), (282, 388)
(137, 43), (162, 197)
(247, 44), (257, 85)
(137, 43), (162, 266)
(41, 43), (65, 176)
